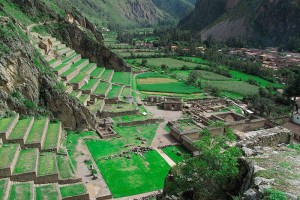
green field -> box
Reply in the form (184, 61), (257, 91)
(133, 58), (199, 69)
(9, 183), (32, 200)
(80, 79), (99, 90)
(173, 70), (231, 81)
(112, 106), (150, 124)
(13, 148), (38, 174)
(38, 153), (57, 176)
(93, 82), (111, 95)
(57, 155), (75, 179)
(136, 72), (169, 79)
(162, 145), (191, 164)
(69, 73), (87, 84)
(96, 151), (170, 198)
(0, 144), (19, 169)
(138, 82), (201, 94)
(60, 183), (87, 198)
(107, 85), (123, 98)
(90, 67), (104, 78)
(8, 117), (32, 140)
(25, 117), (47, 145)
(43, 122), (60, 150)
(121, 87), (131, 97)
(35, 184), (59, 200)
(181, 57), (210, 65)
(0, 116), (15, 133)
(0, 179), (7, 199)
(100, 70), (114, 81)
(111, 72), (131, 86)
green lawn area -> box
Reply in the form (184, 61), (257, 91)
(134, 58), (199, 69)
(42, 122), (61, 150)
(93, 82), (111, 95)
(35, 184), (59, 200)
(88, 100), (105, 115)
(0, 144), (19, 169)
(69, 73), (87, 84)
(60, 183), (87, 198)
(90, 67), (105, 78)
(8, 117), (32, 140)
(111, 72), (131, 86)
(25, 117), (47, 145)
(230, 70), (281, 88)
(38, 152), (57, 176)
(13, 148), (38, 174)
(80, 79), (99, 90)
(0, 179), (7, 199)
(202, 80), (259, 97)
(95, 151), (170, 198)
(138, 82), (201, 94)
(107, 85), (123, 98)
(0, 116), (15, 133)
(162, 145), (191, 164)
(9, 183), (32, 200)
(57, 155), (75, 179)
(100, 70), (114, 81)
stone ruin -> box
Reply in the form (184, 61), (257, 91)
(146, 96), (184, 111)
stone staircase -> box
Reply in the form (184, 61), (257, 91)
(0, 114), (88, 200)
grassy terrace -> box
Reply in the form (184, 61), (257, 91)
(90, 67), (104, 78)
(132, 58), (199, 69)
(36, 184), (59, 200)
(25, 117), (47, 145)
(93, 82), (110, 95)
(0, 179), (7, 199)
(88, 100), (105, 114)
(62, 53), (77, 63)
(103, 103), (136, 113)
(121, 87), (131, 97)
(69, 73), (87, 84)
(79, 94), (89, 103)
(13, 148), (38, 174)
(43, 122), (61, 150)
(57, 155), (75, 179)
(70, 90), (80, 98)
(8, 117), (32, 140)
(100, 70), (113, 81)
(53, 63), (67, 72)
(60, 183), (87, 198)
(9, 183), (32, 200)
(38, 153), (57, 176)
(162, 145), (191, 164)
(111, 72), (131, 86)
(107, 85), (122, 98)
(81, 79), (99, 90)
(0, 116), (15, 133)
(112, 106), (149, 124)
(80, 63), (95, 73)
(0, 144), (19, 169)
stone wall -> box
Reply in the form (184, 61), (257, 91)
(35, 173), (59, 184)
(11, 172), (37, 182)
(118, 118), (162, 127)
(98, 109), (139, 118)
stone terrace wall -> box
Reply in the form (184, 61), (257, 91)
(118, 118), (162, 127)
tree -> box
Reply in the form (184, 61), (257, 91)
(285, 72), (300, 113)
(141, 59), (147, 67)
(187, 70), (201, 85)
(163, 133), (242, 199)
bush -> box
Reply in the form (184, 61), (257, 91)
(263, 189), (287, 200)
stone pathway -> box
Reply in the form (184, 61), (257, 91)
(155, 148), (176, 167)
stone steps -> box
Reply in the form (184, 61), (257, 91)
(0, 144), (21, 178)
(64, 50), (76, 57)
(58, 47), (71, 55)
(7, 181), (35, 200)
(49, 59), (63, 69)
(0, 114), (19, 142)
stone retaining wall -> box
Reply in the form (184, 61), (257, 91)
(58, 178), (82, 184)
(35, 173), (59, 184)
(11, 172), (37, 182)
(98, 109), (139, 118)
(0, 114), (19, 141)
(118, 118), (162, 127)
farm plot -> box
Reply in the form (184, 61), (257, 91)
(173, 70), (231, 81)
(80, 79), (99, 91)
(180, 57), (210, 65)
(90, 67), (104, 78)
(202, 80), (259, 96)
(42, 122), (61, 150)
(9, 182), (32, 200)
(35, 184), (59, 200)
(13, 148), (38, 175)
(25, 117), (47, 145)
(0, 116), (15, 133)
(38, 152), (57, 177)
(0, 144), (19, 170)
(93, 82), (111, 96)
(60, 183), (87, 199)
(8, 117), (32, 140)
(111, 72), (131, 86)
(134, 58), (199, 69)
(100, 70), (114, 81)
(107, 85), (123, 98)
(162, 145), (191, 164)
(57, 155), (75, 180)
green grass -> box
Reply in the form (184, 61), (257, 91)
(79, 94), (89, 103)
(230, 70), (281, 88)
(81, 79), (99, 90)
(174, 70), (231, 81)
(111, 72), (131, 86)
(95, 151), (170, 198)
(181, 57), (210, 65)
(80, 63), (96, 73)
(138, 82), (201, 94)
(9, 183), (32, 200)
(43, 122), (60, 150)
(0, 144), (19, 169)
(13, 148), (38, 174)
(8, 117), (32, 140)
(70, 90), (80, 98)
(220, 92), (244, 100)
(93, 82), (110, 95)
(162, 145), (191, 164)
(57, 155), (75, 179)
(60, 183), (87, 198)
(53, 63), (67, 72)
(35, 184), (59, 200)
(0, 179), (7, 199)
(62, 53), (77, 64)
(112, 106), (149, 124)
(0, 116), (15, 133)
(69, 73), (87, 84)
(100, 70), (114, 81)
(107, 85), (123, 98)
(90, 67), (104, 78)
(25, 117), (47, 145)
(134, 58), (199, 69)
(38, 153), (57, 176)
(136, 72), (169, 79)
(88, 100), (105, 114)
(121, 87), (131, 97)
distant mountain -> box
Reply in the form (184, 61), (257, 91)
(179, 0), (300, 49)
(70, 0), (196, 28)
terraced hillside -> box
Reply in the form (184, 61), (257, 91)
(0, 114), (88, 200)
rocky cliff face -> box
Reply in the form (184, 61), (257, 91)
(180, 0), (300, 48)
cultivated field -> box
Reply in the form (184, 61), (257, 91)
(133, 58), (199, 69)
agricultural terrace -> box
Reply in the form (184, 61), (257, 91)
(107, 85), (123, 98)
(0, 116), (15, 133)
(180, 57), (210, 65)
(117, 51), (164, 58)
(0, 179), (7, 199)
(8, 117), (32, 140)
(38, 153), (57, 177)
(9, 183), (32, 200)
(111, 72), (131, 86)
(173, 70), (231, 81)
(162, 145), (191, 164)
(42, 122), (61, 150)
(13, 148), (38, 174)
(112, 106), (150, 124)
(136, 72), (202, 94)
(100, 70), (114, 81)
(131, 58), (199, 69)
(25, 117), (47, 145)
(0, 144), (19, 169)
(57, 155), (75, 180)
(84, 124), (170, 197)
(60, 183), (87, 198)
(36, 184), (59, 200)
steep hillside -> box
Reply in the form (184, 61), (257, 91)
(179, 0), (300, 48)
(70, 0), (196, 28)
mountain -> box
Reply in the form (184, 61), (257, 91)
(70, 0), (196, 28)
(179, 0), (300, 48)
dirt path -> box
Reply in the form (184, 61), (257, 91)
(75, 139), (111, 199)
